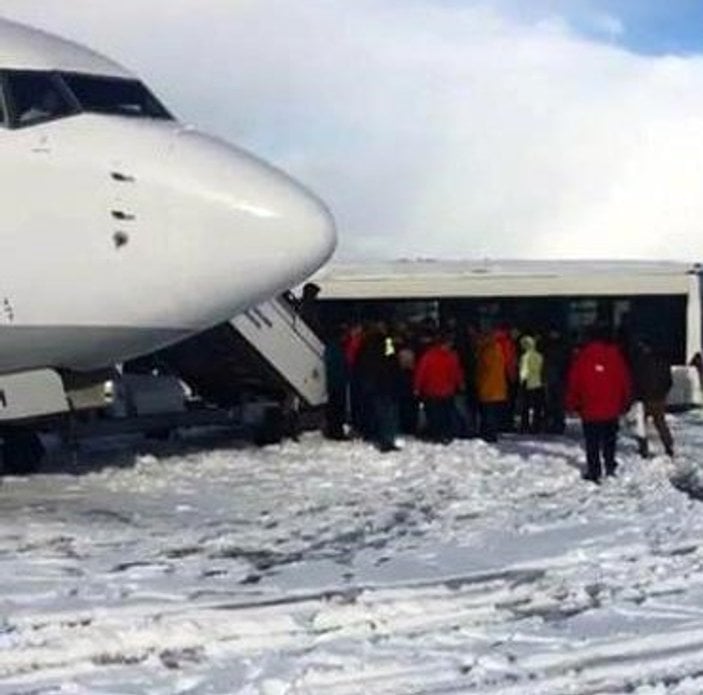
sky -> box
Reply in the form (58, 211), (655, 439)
(0, 1), (702, 262)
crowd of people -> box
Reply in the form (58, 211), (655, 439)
(323, 317), (675, 483)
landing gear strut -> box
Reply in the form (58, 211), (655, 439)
(1, 428), (45, 475)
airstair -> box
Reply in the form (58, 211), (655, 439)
(157, 295), (327, 409)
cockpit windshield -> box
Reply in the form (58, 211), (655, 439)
(59, 73), (173, 120)
(4, 71), (76, 127)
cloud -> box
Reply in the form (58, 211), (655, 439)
(0, 1), (702, 262)
(587, 11), (625, 40)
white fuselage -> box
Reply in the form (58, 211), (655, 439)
(0, 19), (336, 374)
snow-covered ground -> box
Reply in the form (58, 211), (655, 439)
(3, 415), (703, 694)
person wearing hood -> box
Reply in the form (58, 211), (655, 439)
(518, 334), (545, 433)
(566, 324), (632, 483)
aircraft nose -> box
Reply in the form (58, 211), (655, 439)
(166, 131), (336, 328)
(244, 168), (337, 282)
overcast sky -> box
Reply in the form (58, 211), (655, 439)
(1, 1), (703, 262)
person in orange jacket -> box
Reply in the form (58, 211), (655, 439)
(495, 325), (518, 431)
(414, 333), (464, 443)
(476, 330), (508, 442)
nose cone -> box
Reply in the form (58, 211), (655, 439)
(166, 131), (336, 329)
(240, 165), (337, 284)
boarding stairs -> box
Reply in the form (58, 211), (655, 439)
(157, 295), (327, 409)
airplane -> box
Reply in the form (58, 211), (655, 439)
(0, 18), (336, 468)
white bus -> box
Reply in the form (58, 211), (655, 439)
(316, 260), (703, 405)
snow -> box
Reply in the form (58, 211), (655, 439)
(2, 415), (703, 692)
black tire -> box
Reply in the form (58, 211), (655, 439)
(253, 407), (284, 446)
(2, 430), (45, 475)
(146, 428), (171, 442)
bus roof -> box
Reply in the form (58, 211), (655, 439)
(316, 260), (699, 300)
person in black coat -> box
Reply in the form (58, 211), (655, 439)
(323, 325), (349, 440)
(298, 282), (323, 337)
(455, 324), (479, 437)
(631, 340), (674, 457)
(355, 323), (401, 452)
(542, 329), (569, 434)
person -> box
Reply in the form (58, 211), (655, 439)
(476, 330), (508, 443)
(355, 323), (401, 452)
(518, 334), (545, 433)
(298, 282), (323, 337)
(414, 333), (464, 443)
(494, 325), (518, 431)
(323, 325), (349, 440)
(343, 322), (365, 435)
(19, 88), (63, 125)
(396, 330), (419, 435)
(631, 341), (674, 457)
(566, 324), (631, 483)
(542, 329), (569, 434)
(456, 324), (480, 437)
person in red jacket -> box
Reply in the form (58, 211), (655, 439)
(495, 325), (518, 431)
(414, 333), (464, 443)
(343, 323), (365, 435)
(566, 324), (632, 483)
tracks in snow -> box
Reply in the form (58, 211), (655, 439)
(4, 564), (703, 693)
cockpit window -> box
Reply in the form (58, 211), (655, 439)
(4, 71), (76, 127)
(59, 73), (173, 120)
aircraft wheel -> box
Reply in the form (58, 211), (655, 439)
(146, 428), (171, 442)
(253, 407), (284, 446)
(2, 429), (45, 475)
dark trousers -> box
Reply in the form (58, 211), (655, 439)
(372, 393), (399, 451)
(479, 401), (502, 443)
(453, 392), (478, 438)
(325, 386), (347, 440)
(501, 382), (517, 432)
(520, 387), (546, 433)
(349, 373), (365, 435)
(356, 381), (378, 440)
(545, 383), (566, 434)
(424, 398), (454, 442)
(583, 419), (618, 480)
(638, 399), (674, 456)
(398, 374), (419, 435)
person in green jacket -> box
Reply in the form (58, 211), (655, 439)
(519, 334), (546, 433)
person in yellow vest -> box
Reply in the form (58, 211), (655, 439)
(519, 334), (546, 433)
